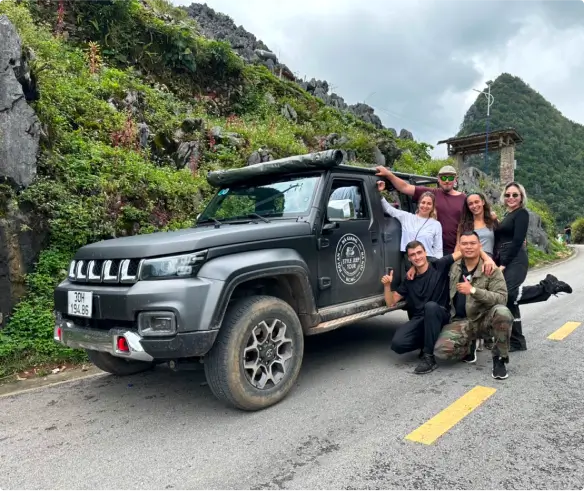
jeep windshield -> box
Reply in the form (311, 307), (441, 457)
(197, 174), (321, 224)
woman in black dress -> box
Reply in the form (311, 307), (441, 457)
(495, 182), (572, 351)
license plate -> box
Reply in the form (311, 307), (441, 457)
(67, 290), (93, 318)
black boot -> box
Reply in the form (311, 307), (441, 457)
(462, 339), (477, 363)
(542, 274), (572, 295)
(414, 353), (437, 374)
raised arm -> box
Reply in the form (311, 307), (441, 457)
(381, 272), (403, 307)
(375, 166), (416, 197)
(380, 196), (410, 220)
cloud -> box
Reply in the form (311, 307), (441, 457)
(172, 0), (584, 157)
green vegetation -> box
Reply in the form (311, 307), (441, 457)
(0, 0), (439, 377)
(1, 2), (571, 378)
(458, 73), (584, 229)
(571, 218), (584, 244)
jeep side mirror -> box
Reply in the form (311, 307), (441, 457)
(327, 199), (355, 222)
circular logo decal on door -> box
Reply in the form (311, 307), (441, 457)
(335, 233), (366, 284)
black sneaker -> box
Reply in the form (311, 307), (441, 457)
(509, 345), (527, 352)
(414, 353), (437, 374)
(462, 340), (477, 364)
(543, 274), (572, 295)
(492, 356), (508, 380)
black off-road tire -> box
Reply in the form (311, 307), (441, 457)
(86, 350), (155, 376)
(204, 295), (304, 411)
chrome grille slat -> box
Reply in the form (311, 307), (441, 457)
(102, 260), (119, 283)
(68, 258), (142, 285)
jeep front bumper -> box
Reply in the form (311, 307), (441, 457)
(54, 314), (218, 361)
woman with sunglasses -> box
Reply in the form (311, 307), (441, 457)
(495, 182), (572, 352)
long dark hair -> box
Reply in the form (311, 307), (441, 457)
(457, 192), (496, 236)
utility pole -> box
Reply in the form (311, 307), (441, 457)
(473, 82), (494, 170)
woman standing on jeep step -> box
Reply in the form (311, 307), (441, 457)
(377, 180), (443, 260)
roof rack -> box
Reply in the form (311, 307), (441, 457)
(206, 149), (437, 187)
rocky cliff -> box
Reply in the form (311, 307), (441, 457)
(181, 2), (412, 137)
(0, 15), (47, 328)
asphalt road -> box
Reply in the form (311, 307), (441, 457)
(1, 247), (583, 490)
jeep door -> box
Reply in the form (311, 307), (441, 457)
(315, 174), (384, 308)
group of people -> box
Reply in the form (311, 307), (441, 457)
(375, 164), (573, 379)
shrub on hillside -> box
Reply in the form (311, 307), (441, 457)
(571, 218), (584, 244)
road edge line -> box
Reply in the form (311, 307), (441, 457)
(0, 371), (106, 399)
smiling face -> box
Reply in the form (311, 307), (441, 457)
(467, 194), (485, 217)
(406, 245), (428, 268)
(459, 233), (481, 259)
(417, 195), (435, 218)
(504, 185), (522, 210)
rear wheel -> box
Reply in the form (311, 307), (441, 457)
(204, 295), (304, 411)
(86, 350), (155, 376)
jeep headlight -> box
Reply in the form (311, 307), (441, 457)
(140, 250), (207, 280)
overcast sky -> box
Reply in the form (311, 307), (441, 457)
(172, 0), (584, 158)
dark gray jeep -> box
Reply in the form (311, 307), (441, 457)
(54, 150), (437, 410)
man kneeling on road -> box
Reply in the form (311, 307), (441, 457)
(381, 237), (497, 375)
(381, 240), (454, 375)
(434, 231), (513, 380)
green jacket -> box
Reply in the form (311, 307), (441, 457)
(448, 258), (508, 325)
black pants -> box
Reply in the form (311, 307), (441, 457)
(502, 246), (553, 350)
(391, 301), (450, 355)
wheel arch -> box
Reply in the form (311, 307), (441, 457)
(198, 249), (319, 331)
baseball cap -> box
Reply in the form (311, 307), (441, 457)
(438, 165), (457, 175)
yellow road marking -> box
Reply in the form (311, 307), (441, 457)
(548, 321), (582, 341)
(405, 385), (497, 445)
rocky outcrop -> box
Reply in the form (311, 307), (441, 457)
(0, 17), (47, 326)
(182, 3), (413, 137)
(0, 207), (49, 327)
(185, 3), (269, 63)
(0, 15), (41, 188)
(526, 211), (549, 252)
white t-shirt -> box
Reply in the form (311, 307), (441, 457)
(381, 198), (443, 258)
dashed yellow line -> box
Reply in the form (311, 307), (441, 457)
(405, 385), (497, 445)
(548, 321), (582, 341)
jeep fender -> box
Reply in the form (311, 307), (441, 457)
(198, 249), (318, 331)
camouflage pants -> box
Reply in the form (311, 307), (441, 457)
(434, 305), (513, 362)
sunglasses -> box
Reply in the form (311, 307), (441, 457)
(504, 192), (520, 199)
(439, 175), (455, 182)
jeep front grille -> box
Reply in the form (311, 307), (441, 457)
(68, 258), (143, 284)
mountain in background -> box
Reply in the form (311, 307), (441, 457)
(458, 73), (584, 227)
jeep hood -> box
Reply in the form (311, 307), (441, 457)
(74, 221), (312, 260)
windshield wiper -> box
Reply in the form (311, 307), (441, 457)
(197, 217), (222, 228)
(247, 213), (270, 223)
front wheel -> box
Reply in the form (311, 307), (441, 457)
(204, 295), (304, 411)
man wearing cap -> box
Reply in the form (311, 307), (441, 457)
(376, 164), (466, 256)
